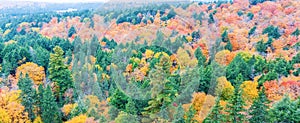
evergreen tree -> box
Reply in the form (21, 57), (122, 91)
(125, 98), (138, 115)
(208, 13), (215, 24)
(18, 74), (36, 120)
(291, 28), (300, 36)
(204, 97), (225, 123)
(110, 89), (129, 110)
(269, 95), (299, 123)
(225, 74), (246, 123)
(221, 30), (229, 42)
(70, 98), (88, 118)
(41, 86), (60, 123)
(248, 87), (270, 123)
(49, 46), (74, 106)
(198, 65), (212, 93)
(226, 54), (251, 86)
(256, 40), (267, 53)
(225, 41), (233, 51)
(172, 104), (184, 123)
(185, 106), (197, 123)
(194, 47), (206, 66)
(68, 26), (76, 37)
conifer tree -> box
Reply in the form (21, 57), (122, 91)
(18, 74), (36, 120)
(194, 47), (206, 66)
(225, 41), (233, 51)
(248, 87), (269, 123)
(204, 97), (225, 123)
(269, 95), (299, 123)
(185, 106), (197, 123)
(49, 46), (74, 106)
(125, 98), (138, 115)
(172, 104), (185, 123)
(41, 86), (60, 123)
(225, 74), (246, 123)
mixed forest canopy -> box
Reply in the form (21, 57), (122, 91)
(0, 0), (299, 122)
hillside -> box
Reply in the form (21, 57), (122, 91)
(0, 0), (299, 122)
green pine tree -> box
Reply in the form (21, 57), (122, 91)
(225, 74), (246, 123)
(49, 46), (74, 106)
(221, 30), (229, 42)
(125, 98), (138, 115)
(204, 97), (225, 123)
(41, 86), (60, 123)
(18, 74), (36, 120)
(172, 104), (185, 123)
(185, 106), (197, 123)
(68, 26), (76, 37)
(194, 47), (206, 66)
(248, 87), (270, 123)
(269, 95), (299, 123)
(225, 41), (233, 51)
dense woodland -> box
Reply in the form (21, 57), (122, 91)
(0, 0), (299, 122)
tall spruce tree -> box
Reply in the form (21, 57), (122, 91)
(41, 86), (60, 123)
(248, 87), (269, 123)
(49, 46), (74, 106)
(18, 74), (36, 120)
(225, 74), (246, 123)
(204, 97), (225, 123)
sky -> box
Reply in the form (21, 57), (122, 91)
(8, 0), (109, 3)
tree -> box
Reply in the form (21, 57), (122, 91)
(49, 46), (74, 106)
(41, 86), (60, 123)
(18, 74), (37, 120)
(198, 65), (212, 93)
(226, 54), (251, 86)
(269, 95), (299, 123)
(33, 46), (50, 69)
(225, 41), (233, 51)
(225, 74), (246, 123)
(221, 30), (229, 42)
(115, 111), (139, 123)
(110, 89), (129, 111)
(125, 98), (137, 115)
(185, 106), (197, 123)
(194, 47), (206, 66)
(262, 25), (281, 39)
(208, 13), (215, 24)
(68, 26), (76, 37)
(203, 97), (225, 123)
(249, 0), (267, 5)
(16, 62), (45, 85)
(291, 28), (300, 36)
(172, 104), (184, 123)
(240, 81), (258, 103)
(215, 76), (234, 100)
(248, 87), (270, 123)
(256, 40), (267, 53)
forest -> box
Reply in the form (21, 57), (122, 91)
(0, 0), (299, 122)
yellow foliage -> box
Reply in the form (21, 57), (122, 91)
(16, 62), (45, 85)
(0, 108), (11, 123)
(191, 92), (216, 122)
(33, 116), (43, 123)
(186, 36), (193, 42)
(31, 27), (40, 32)
(65, 114), (87, 123)
(3, 29), (11, 37)
(6, 102), (30, 123)
(4, 40), (17, 45)
(241, 81), (258, 103)
(145, 49), (154, 59)
(62, 103), (77, 116)
(176, 47), (198, 68)
(215, 76), (234, 100)
(154, 52), (169, 59)
(214, 50), (233, 65)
